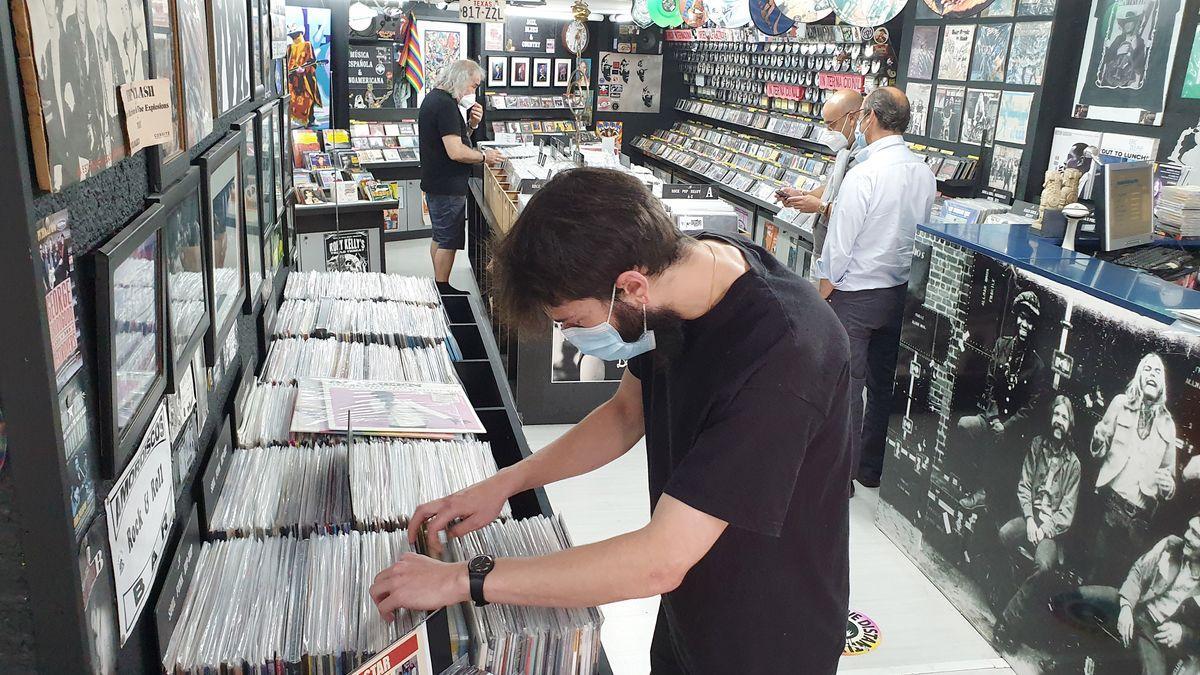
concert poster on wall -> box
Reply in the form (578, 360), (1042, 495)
(995, 90), (1034, 145)
(177, 0), (215, 149)
(286, 6), (332, 129)
(325, 231), (370, 272)
(37, 209), (83, 389)
(988, 143), (1022, 193)
(11, 0), (149, 191)
(1072, 0), (1185, 126)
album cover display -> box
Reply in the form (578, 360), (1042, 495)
(177, 0), (215, 149)
(938, 24), (976, 82)
(961, 88), (1001, 145)
(554, 58), (573, 87)
(969, 23), (1012, 82)
(877, 231), (1200, 674)
(1005, 21), (1052, 86)
(60, 371), (99, 543)
(258, 102), (281, 225)
(94, 203), (166, 468)
(995, 90), (1034, 145)
(198, 133), (246, 356)
(157, 169), (210, 382)
(1016, 0), (1056, 15)
(908, 26), (940, 81)
(982, 0), (1016, 15)
(987, 143), (1022, 193)
(37, 209), (83, 389)
(12, 0), (149, 191)
(930, 85), (966, 143)
(209, 0), (251, 116)
(1072, 0), (1185, 126)
(906, 82), (933, 138)
(284, 271), (440, 304)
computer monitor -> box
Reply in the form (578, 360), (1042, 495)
(1099, 161), (1154, 252)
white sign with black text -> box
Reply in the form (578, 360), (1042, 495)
(119, 78), (176, 154)
(105, 402), (175, 645)
(459, 0), (505, 24)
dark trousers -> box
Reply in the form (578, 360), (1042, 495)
(829, 284), (906, 481)
(1076, 586), (1182, 675)
(649, 605), (688, 674)
(1091, 491), (1154, 585)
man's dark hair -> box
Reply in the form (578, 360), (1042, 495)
(491, 167), (688, 330)
(865, 88), (910, 133)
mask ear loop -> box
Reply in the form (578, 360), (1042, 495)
(606, 284), (618, 324)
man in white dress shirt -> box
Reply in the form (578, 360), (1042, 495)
(817, 87), (936, 488)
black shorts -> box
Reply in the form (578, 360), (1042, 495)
(426, 193), (467, 250)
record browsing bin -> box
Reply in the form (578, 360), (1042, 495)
(484, 163), (519, 235)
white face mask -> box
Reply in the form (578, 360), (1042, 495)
(818, 128), (849, 152)
(459, 93), (476, 109)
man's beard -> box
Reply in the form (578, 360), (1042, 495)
(610, 300), (686, 365)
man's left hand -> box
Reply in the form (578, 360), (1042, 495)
(818, 278), (834, 300)
(784, 194), (823, 213)
(1155, 621), (1184, 648)
(370, 552), (467, 618)
(468, 103), (483, 129)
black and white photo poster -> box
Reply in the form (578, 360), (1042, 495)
(907, 25), (940, 81)
(105, 402), (174, 645)
(1006, 20), (1051, 85)
(938, 24), (976, 82)
(961, 88), (1001, 145)
(14, 0), (149, 191)
(209, 0), (252, 116)
(931, 84), (965, 143)
(988, 143), (1022, 193)
(324, 231), (370, 272)
(177, 0), (215, 149)
(906, 82), (932, 137)
(1072, 0), (1185, 126)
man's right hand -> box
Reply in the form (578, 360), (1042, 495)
(1026, 518), (1040, 545)
(775, 187), (804, 203)
(1118, 605), (1135, 647)
(407, 475), (514, 554)
(483, 148), (504, 165)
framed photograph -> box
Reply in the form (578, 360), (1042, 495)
(150, 167), (210, 393)
(278, 94), (294, 199)
(208, 0), (252, 116)
(145, 0), (190, 192)
(94, 204), (167, 472)
(285, 6), (333, 128)
(248, 0), (265, 97)
(257, 0), (274, 94)
(554, 58), (573, 87)
(196, 131), (247, 361)
(257, 100), (282, 227)
(232, 114), (267, 313)
(511, 57), (531, 87)
(533, 58), (552, 87)
(177, 0), (215, 149)
(414, 20), (468, 104)
(11, 0), (149, 191)
(488, 56), (508, 88)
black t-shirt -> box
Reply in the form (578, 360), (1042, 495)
(418, 89), (472, 195)
(627, 233), (852, 674)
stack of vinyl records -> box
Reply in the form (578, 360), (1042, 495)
(235, 381), (298, 448)
(161, 530), (425, 674)
(273, 298), (451, 342)
(208, 444), (353, 538)
(1156, 185), (1200, 237)
(261, 337), (457, 384)
(349, 438), (512, 529)
(448, 517), (604, 675)
(285, 271), (442, 305)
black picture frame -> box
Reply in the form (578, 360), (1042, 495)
(284, 203), (296, 267)
(146, 0), (191, 192)
(257, 0), (274, 96)
(248, 0), (267, 99)
(263, 218), (284, 300)
(231, 113), (267, 313)
(207, 0), (252, 117)
(257, 99), (281, 228)
(196, 131), (247, 362)
(94, 205), (168, 474)
(279, 94), (294, 197)
(150, 167), (211, 394)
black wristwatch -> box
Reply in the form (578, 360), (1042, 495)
(468, 554), (495, 607)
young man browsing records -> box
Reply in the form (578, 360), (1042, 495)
(370, 168), (853, 674)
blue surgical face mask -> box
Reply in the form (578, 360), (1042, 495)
(853, 111), (871, 151)
(560, 285), (656, 363)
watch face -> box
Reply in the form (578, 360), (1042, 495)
(469, 554), (496, 573)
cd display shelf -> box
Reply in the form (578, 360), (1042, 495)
(674, 97), (834, 156)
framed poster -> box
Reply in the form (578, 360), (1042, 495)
(939, 24), (976, 82)
(94, 203), (167, 471)
(177, 0), (215, 149)
(286, 6), (332, 129)
(533, 58), (552, 87)
(488, 55), (508, 87)
(907, 26), (940, 81)
(196, 132), (247, 361)
(11, 0), (149, 191)
(415, 20), (467, 105)
(278, 94), (294, 199)
(248, 0), (264, 96)
(146, 0), (189, 191)
(554, 58), (572, 87)
(969, 23), (1012, 82)
(995, 90), (1034, 145)
(269, 0), (287, 58)
(511, 56), (531, 86)
(150, 167), (211, 392)
(1072, 0), (1185, 126)
(232, 114), (266, 313)
(597, 52), (663, 113)
(208, 0), (252, 116)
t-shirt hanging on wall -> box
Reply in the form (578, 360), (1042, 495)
(597, 52), (662, 113)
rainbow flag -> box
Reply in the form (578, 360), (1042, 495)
(402, 15), (423, 92)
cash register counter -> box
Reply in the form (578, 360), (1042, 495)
(875, 222), (1200, 672)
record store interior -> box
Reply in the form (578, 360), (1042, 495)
(10, 0), (1200, 673)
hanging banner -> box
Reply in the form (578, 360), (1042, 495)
(766, 82), (805, 100)
(664, 28), (695, 41)
(106, 402), (175, 645)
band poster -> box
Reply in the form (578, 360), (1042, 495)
(597, 52), (662, 114)
(877, 230), (1200, 673)
(1072, 0), (1185, 126)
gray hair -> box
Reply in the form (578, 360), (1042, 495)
(435, 59), (484, 98)
(864, 88), (910, 133)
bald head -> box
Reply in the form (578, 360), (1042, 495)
(821, 89), (864, 143)
(863, 87), (911, 134)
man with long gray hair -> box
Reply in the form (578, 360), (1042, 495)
(418, 59), (502, 293)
